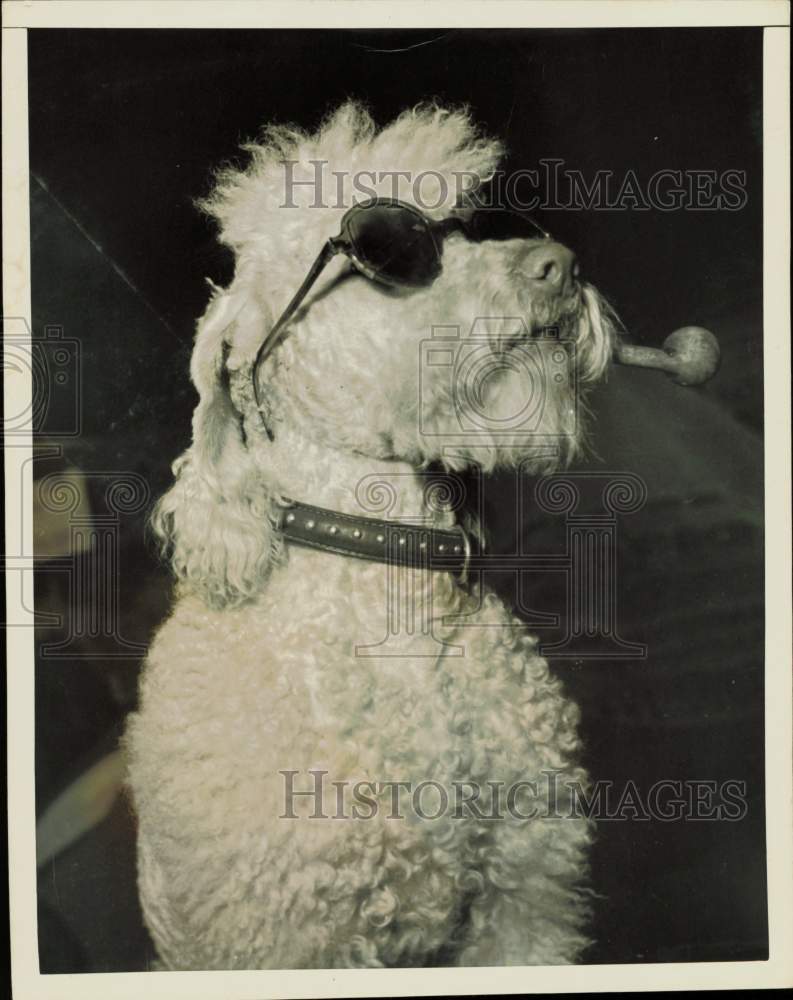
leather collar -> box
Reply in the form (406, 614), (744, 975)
(276, 498), (471, 581)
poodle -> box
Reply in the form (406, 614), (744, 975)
(124, 102), (619, 970)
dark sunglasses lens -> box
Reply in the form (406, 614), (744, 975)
(346, 203), (441, 285)
(467, 210), (549, 242)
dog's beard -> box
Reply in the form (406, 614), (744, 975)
(421, 282), (614, 475)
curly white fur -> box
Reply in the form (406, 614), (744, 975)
(126, 102), (616, 969)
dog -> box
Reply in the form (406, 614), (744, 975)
(124, 102), (617, 969)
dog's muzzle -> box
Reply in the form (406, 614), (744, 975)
(523, 242), (580, 299)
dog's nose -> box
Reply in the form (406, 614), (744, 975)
(525, 242), (579, 288)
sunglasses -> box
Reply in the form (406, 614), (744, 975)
(252, 197), (551, 434)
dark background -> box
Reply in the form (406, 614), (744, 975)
(29, 28), (766, 971)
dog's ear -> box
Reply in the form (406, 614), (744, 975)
(151, 278), (283, 608)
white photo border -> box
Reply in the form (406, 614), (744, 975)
(4, 2), (791, 997)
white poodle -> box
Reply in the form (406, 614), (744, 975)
(124, 102), (619, 970)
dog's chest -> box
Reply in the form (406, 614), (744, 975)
(129, 546), (579, 865)
(140, 551), (479, 766)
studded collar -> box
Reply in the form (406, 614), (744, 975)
(276, 498), (471, 582)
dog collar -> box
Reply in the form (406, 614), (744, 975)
(276, 499), (471, 582)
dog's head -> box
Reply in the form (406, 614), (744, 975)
(155, 102), (617, 606)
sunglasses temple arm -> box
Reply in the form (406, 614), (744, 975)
(252, 238), (342, 432)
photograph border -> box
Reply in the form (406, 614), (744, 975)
(4, 2), (791, 996)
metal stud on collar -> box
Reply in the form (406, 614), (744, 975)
(454, 524), (472, 585)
